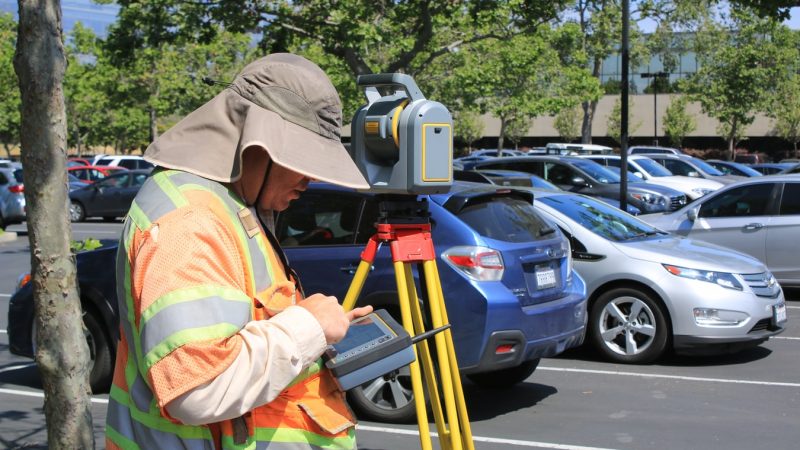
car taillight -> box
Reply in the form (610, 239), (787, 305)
(8, 184), (23, 193)
(441, 246), (504, 281)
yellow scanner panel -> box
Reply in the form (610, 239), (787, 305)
(365, 121), (380, 135)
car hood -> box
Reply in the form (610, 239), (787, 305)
(652, 176), (723, 190)
(627, 182), (684, 197)
(613, 235), (765, 273)
(710, 174), (745, 184)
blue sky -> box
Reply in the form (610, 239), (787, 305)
(1, 1), (798, 37)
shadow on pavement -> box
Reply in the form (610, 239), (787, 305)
(555, 341), (774, 367)
(0, 362), (42, 390)
(461, 380), (557, 421)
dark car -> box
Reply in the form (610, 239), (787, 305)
(750, 163), (797, 175)
(68, 169), (150, 221)
(706, 160), (763, 177)
(461, 155), (687, 214)
(9, 181), (588, 423)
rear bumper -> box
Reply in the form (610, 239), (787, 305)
(459, 274), (588, 375)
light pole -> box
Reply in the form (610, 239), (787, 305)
(640, 71), (669, 146)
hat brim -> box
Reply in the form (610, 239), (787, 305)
(241, 107), (369, 190)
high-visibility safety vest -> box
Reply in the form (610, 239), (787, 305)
(105, 169), (356, 450)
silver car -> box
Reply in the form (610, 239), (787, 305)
(643, 175), (800, 288)
(644, 154), (745, 185)
(533, 190), (786, 363)
(0, 167), (25, 228)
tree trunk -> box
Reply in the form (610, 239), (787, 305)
(13, 1), (94, 449)
(3, 142), (11, 160)
(580, 99), (597, 144)
(149, 106), (158, 144)
(497, 117), (506, 152)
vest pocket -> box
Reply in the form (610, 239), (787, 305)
(297, 395), (355, 435)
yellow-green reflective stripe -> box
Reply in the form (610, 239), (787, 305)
(153, 171), (188, 209)
(142, 323), (241, 372)
(106, 423), (141, 450)
(141, 285), (251, 323)
(109, 386), (213, 440)
(286, 359), (323, 389)
(127, 201), (151, 231)
(121, 230), (148, 384)
(243, 426), (355, 448)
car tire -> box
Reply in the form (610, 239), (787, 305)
(346, 365), (418, 423)
(466, 358), (540, 388)
(70, 201), (85, 222)
(589, 287), (669, 364)
(83, 310), (113, 393)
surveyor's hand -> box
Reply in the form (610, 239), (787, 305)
(298, 294), (372, 344)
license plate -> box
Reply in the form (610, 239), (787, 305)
(535, 266), (557, 289)
(773, 303), (787, 325)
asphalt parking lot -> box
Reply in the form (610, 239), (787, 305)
(1, 222), (798, 449)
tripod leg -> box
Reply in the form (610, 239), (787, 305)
(394, 261), (433, 450)
(342, 259), (373, 312)
(431, 261), (475, 450)
(402, 264), (451, 450)
(422, 260), (465, 450)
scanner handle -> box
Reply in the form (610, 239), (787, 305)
(357, 73), (425, 102)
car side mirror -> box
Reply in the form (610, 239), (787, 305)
(687, 206), (699, 221)
(687, 171), (700, 178)
(571, 176), (587, 187)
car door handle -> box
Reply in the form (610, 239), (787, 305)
(743, 223), (763, 231)
(340, 263), (374, 275)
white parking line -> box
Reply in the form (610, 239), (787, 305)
(0, 329), (6, 333)
(787, 305), (800, 310)
(0, 363), (35, 373)
(0, 293), (10, 297)
(538, 366), (800, 387)
(774, 336), (800, 340)
(0, 387), (108, 404)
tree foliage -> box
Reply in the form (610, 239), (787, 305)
(683, 11), (792, 159)
(453, 109), (485, 153)
(554, 105), (582, 143)
(606, 95), (640, 145)
(0, 13), (20, 159)
(662, 95), (696, 148)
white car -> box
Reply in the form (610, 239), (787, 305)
(533, 190), (787, 363)
(641, 175), (800, 288)
(92, 155), (154, 171)
(581, 154), (723, 200)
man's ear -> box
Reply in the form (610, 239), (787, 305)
(239, 146), (270, 205)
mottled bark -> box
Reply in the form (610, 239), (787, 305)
(13, 1), (94, 448)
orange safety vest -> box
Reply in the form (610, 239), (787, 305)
(105, 169), (356, 450)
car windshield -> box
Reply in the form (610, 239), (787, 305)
(572, 160), (621, 183)
(635, 158), (673, 177)
(689, 157), (724, 176)
(455, 195), (556, 242)
(539, 195), (664, 242)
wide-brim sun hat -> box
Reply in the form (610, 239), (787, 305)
(144, 53), (369, 189)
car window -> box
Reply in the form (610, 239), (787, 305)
(453, 171), (490, 183)
(276, 192), (363, 247)
(635, 158), (672, 177)
(95, 158), (112, 166)
(13, 169), (23, 183)
(0, 172), (8, 184)
(698, 183), (774, 218)
(540, 195), (661, 242)
(89, 169), (108, 182)
(661, 159), (695, 176)
(544, 162), (576, 185)
(689, 158), (724, 176)
(780, 183), (800, 215)
(572, 160), (620, 183)
(132, 173), (149, 187)
(456, 195), (554, 242)
(97, 174), (129, 188)
(138, 160), (154, 170)
(119, 160), (137, 170)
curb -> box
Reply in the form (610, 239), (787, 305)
(0, 231), (19, 243)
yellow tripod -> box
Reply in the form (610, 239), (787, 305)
(341, 197), (474, 450)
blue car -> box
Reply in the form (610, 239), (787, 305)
(9, 181), (588, 423)
(275, 182), (587, 421)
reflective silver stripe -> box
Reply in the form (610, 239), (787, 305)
(130, 371), (154, 413)
(134, 176), (181, 224)
(167, 171), (272, 293)
(255, 442), (330, 449)
(107, 399), (214, 450)
(140, 295), (251, 357)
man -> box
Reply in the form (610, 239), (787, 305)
(105, 53), (373, 450)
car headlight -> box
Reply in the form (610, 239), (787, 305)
(630, 192), (667, 205)
(691, 188), (713, 197)
(663, 264), (743, 290)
